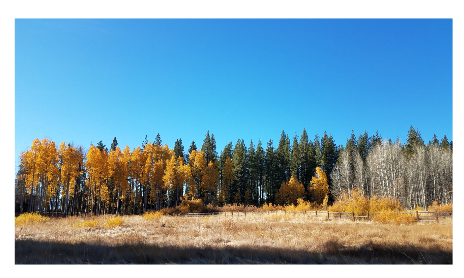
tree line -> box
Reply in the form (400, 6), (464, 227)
(15, 127), (452, 216)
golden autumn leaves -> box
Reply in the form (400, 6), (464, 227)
(20, 138), (331, 215)
(275, 167), (330, 206)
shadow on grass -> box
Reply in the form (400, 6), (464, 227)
(15, 239), (452, 264)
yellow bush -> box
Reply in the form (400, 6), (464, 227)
(74, 219), (99, 228)
(15, 212), (50, 227)
(285, 198), (312, 212)
(262, 203), (277, 212)
(372, 209), (416, 225)
(178, 197), (204, 213)
(428, 200), (453, 212)
(143, 211), (164, 220)
(104, 216), (124, 228)
(329, 188), (369, 216)
(369, 194), (403, 213)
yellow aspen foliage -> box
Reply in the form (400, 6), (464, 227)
(219, 157), (234, 205)
(276, 174), (306, 205)
(428, 200), (453, 212)
(309, 167), (330, 205)
(21, 138), (60, 210)
(186, 150), (206, 199)
(163, 155), (177, 191)
(202, 161), (219, 202)
(108, 146), (131, 201)
(59, 142), (83, 199)
(86, 145), (110, 213)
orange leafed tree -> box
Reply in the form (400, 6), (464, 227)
(20, 138), (60, 214)
(275, 174), (306, 205)
(309, 167), (330, 205)
(86, 145), (109, 216)
(58, 142), (83, 216)
(202, 160), (219, 204)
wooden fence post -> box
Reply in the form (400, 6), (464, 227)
(367, 211), (369, 220)
(315, 210), (317, 217)
(436, 211), (438, 222)
(339, 212), (342, 219)
(416, 211), (419, 222)
(352, 211), (355, 221)
(327, 211), (330, 220)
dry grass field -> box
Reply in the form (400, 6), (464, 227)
(15, 213), (452, 264)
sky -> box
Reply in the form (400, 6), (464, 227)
(15, 19), (452, 168)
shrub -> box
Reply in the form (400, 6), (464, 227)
(143, 211), (164, 220)
(428, 200), (453, 212)
(104, 216), (124, 228)
(285, 198), (312, 212)
(15, 212), (50, 227)
(178, 197), (204, 213)
(372, 209), (416, 225)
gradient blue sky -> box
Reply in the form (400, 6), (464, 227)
(15, 19), (452, 168)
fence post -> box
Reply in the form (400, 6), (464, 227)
(327, 211), (330, 220)
(436, 211), (438, 222)
(367, 211), (369, 220)
(352, 211), (355, 221)
(315, 210), (317, 217)
(416, 211), (419, 222)
(339, 212), (342, 219)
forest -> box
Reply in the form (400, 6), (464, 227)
(15, 126), (453, 216)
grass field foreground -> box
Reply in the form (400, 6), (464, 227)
(15, 213), (452, 264)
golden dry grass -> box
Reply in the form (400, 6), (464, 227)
(15, 213), (452, 264)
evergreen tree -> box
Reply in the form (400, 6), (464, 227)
(299, 129), (311, 187)
(357, 131), (370, 162)
(255, 140), (265, 205)
(440, 135), (450, 150)
(248, 140), (258, 205)
(429, 134), (440, 147)
(264, 140), (278, 203)
(141, 135), (148, 150)
(232, 139), (247, 203)
(174, 138), (185, 160)
(405, 126), (424, 157)
(370, 131), (382, 147)
(290, 134), (301, 180)
(154, 133), (162, 147)
(96, 140), (107, 153)
(110, 137), (118, 152)
(314, 134), (322, 166)
(276, 130), (291, 184)
(188, 141), (197, 154)
(201, 130), (217, 164)
(320, 132), (338, 202)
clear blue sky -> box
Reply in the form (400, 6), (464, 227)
(15, 19), (452, 168)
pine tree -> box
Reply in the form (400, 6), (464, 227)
(320, 132), (338, 202)
(174, 138), (185, 161)
(232, 139), (248, 204)
(276, 130), (291, 184)
(110, 137), (118, 152)
(290, 134), (301, 181)
(264, 140), (278, 204)
(405, 126), (424, 157)
(201, 131), (217, 164)
(188, 141), (197, 155)
(255, 140), (265, 205)
(154, 133), (162, 146)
